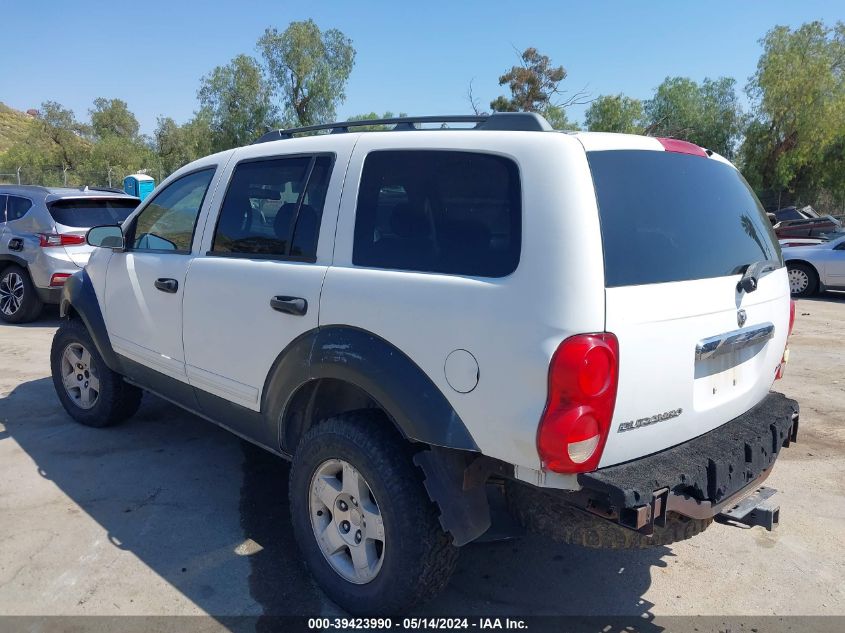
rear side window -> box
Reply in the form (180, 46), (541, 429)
(587, 150), (781, 287)
(353, 150), (521, 277)
(48, 198), (137, 228)
(211, 155), (332, 260)
(7, 196), (33, 221)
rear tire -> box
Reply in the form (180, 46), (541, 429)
(787, 262), (818, 297)
(0, 265), (43, 323)
(289, 411), (458, 615)
(50, 318), (142, 427)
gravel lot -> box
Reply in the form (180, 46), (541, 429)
(1, 295), (843, 623)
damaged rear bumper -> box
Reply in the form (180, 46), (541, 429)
(574, 391), (799, 534)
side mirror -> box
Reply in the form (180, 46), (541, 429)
(87, 225), (125, 250)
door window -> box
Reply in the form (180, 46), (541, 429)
(210, 155), (333, 261)
(0, 196), (6, 223)
(352, 150), (522, 277)
(130, 168), (215, 253)
(6, 196), (32, 221)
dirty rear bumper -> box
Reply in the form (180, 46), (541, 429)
(576, 392), (799, 533)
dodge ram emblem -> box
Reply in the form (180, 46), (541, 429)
(737, 309), (747, 327)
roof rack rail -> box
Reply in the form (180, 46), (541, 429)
(253, 112), (552, 144)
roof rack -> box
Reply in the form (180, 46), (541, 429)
(253, 112), (552, 144)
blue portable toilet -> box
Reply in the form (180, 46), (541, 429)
(123, 174), (155, 201)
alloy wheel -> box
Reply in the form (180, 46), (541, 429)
(61, 342), (100, 410)
(309, 458), (386, 584)
(0, 272), (24, 316)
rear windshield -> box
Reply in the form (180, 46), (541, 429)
(48, 198), (138, 228)
(587, 150), (781, 287)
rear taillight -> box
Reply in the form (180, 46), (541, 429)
(537, 333), (619, 473)
(776, 300), (797, 380)
(39, 233), (85, 247)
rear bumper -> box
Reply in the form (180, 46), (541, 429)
(575, 391), (798, 532)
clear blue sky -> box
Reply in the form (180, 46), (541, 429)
(1, 0), (841, 135)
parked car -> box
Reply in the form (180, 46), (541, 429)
(783, 234), (845, 296)
(779, 237), (827, 248)
(0, 185), (139, 322)
(51, 114), (798, 615)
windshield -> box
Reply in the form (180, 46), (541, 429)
(587, 150), (782, 287)
(48, 198), (138, 228)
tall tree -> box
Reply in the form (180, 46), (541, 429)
(741, 21), (845, 202)
(489, 47), (587, 128)
(585, 94), (645, 133)
(197, 54), (277, 151)
(644, 76), (745, 158)
(89, 98), (140, 140)
(153, 113), (214, 177)
(258, 19), (356, 126)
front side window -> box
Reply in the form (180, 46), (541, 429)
(131, 168), (215, 252)
(353, 151), (521, 277)
(0, 196), (6, 222)
(6, 196), (33, 221)
(211, 155), (332, 260)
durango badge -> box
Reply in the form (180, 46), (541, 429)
(618, 408), (683, 433)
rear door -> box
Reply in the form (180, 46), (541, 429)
(182, 139), (351, 445)
(585, 146), (791, 467)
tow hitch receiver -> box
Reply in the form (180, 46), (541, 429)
(717, 486), (780, 531)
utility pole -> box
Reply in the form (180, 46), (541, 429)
(62, 165), (69, 186)
(16, 166), (21, 185)
(107, 164), (114, 188)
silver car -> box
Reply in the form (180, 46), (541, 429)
(783, 234), (845, 297)
(0, 185), (139, 322)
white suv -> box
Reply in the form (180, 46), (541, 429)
(50, 113), (799, 614)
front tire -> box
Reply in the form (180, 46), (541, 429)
(50, 318), (142, 427)
(0, 265), (43, 323)
(289, 411), (458, 615)
(787, 262), (818, 297)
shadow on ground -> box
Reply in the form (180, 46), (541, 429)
(1, 376), (670, 628)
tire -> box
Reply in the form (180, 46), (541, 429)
(289, 410), (458, 615)
(787, 262), (818, 297)
(0, 265), (43, 323)
(50, 318), (142, 427)
(506, 480), (712, 549)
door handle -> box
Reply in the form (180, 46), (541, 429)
(154, 278), (179, 293)
(270, 295), (307, 316)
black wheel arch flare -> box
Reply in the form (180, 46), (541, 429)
(263, 325), (480, 454)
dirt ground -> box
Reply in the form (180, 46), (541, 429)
(0, 295), (843, 623)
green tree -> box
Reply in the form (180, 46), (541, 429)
(198, 54), (277, 151)
(585, 94), (645, 133)
(89, 98), (140, 140)
(741, 21), (845, 204)
(0, 101), (90, 185)
(153, 113), (214, 177)
(489, 47), (586, 128)
(258, 19), (356, 126)
(644, 76), (745, 158)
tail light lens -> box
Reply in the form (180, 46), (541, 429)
(775, 300), (797, 380)
(537, 333), (619, 473)
(39, 233), (86, 247)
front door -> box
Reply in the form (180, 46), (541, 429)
(104, 167), (220, 392)
(183, 145), (346, 446)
